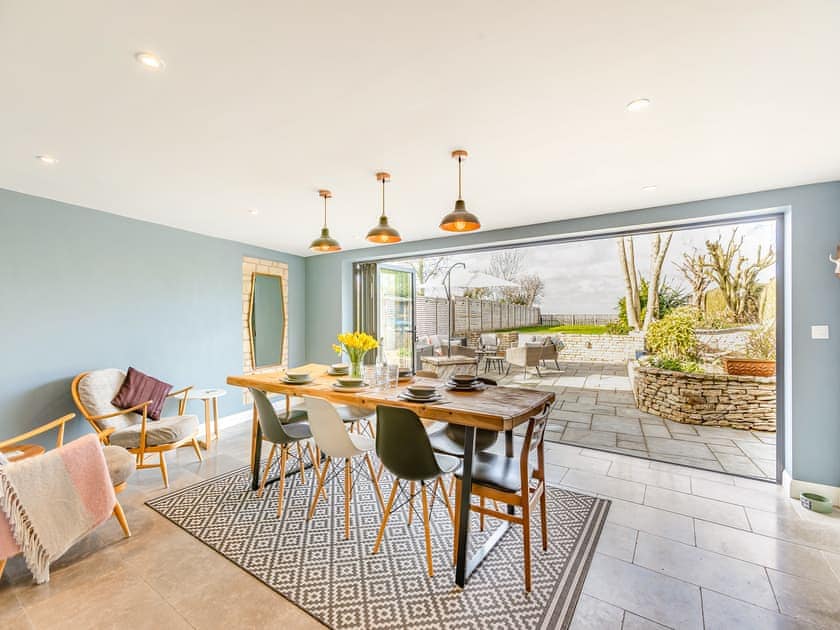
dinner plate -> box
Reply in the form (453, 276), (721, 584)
(282, 376), (313, 385)
(331, 382), (369, 393)
(397, 392), (443, 403)
(445, 380), (485, 391)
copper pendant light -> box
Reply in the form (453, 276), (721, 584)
(365, 171), (402, 244)
(439, 149), (480, 232)
(309, 189), (342, 253)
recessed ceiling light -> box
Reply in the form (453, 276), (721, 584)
(248, 208), (259, 216)
(35, 154), (58, 164)
(641, 185), (657, 192)
(134, 51), (165, 70)
(626, 98), (651, 112)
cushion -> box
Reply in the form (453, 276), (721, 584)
(112, 367), (172, 421)
(103, 445), (136, 486)
(109, 414), (199, 449)
(78, 369), (140, 431)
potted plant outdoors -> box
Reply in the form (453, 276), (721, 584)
(723, 322), (776, 377)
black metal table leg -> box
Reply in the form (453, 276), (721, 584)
(251, 423), (263, 490)
(505, 429), (516, 516)
(455, 426), (476, 587)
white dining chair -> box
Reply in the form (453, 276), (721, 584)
(304, 397), (385, 538)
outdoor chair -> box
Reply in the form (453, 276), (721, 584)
(72, 369), (201, 488)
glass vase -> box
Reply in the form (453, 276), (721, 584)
(350, 357), (364, 380)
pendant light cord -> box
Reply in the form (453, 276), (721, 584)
(381, 178), (386, 218)
(323, 195), (328, 228)
(458, 156), (463, 199)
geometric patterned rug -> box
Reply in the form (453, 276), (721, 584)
(146, 462), (610, 630)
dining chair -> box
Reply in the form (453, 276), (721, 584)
(249, 388), (316, 516)
(452, 403), (551, 591)
(71, 369), (202, 488)
(372, 405), (459, 577)
(336, 405), (377, 437)
(304, 397), (384, 539)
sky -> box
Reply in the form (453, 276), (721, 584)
(399, 219), (777, 314)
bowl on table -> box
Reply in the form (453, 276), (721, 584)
(336, 376), (364, 388)
(285, 371), (310, 381)
(451, 374), (478, 385)
(405, 384), (437, 398)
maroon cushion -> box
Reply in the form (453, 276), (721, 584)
(111, 367), (172, 421)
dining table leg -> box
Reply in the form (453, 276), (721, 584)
(454, 425), (475, 588)
(505, 429), (516, 516)
(251, 405), (263, 491)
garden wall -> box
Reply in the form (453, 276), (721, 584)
(467, 331), (645, 363)
(630, 363), (776, 431)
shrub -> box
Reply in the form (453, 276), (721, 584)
(605, 321), (631, 335)
(744, 322), (776, 360)
(645, 307), (699, 360)
(649, 356), (702, 373)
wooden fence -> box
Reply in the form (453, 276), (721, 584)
(415, 297), (541, 337)
(539, 313), (617, 326)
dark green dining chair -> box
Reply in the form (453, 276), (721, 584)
(249, 388), (316, 517)
(372, 405), (459, 577)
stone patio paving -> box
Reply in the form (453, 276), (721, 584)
(494, 361), (777, 481)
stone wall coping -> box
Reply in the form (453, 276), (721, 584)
(636, 363), (776, 384)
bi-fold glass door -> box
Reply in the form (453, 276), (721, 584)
(377, 265), (416, 370)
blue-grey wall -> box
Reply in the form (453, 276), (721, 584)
(0, 188), (305, 443)
(305, 182), (840, 488)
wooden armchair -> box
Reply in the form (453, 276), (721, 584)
(71, 369), (202, 488)
(0, 413), (134, 581)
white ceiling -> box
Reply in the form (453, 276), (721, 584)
(2, 1), (839, 256)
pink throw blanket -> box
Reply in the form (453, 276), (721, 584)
(0, 434), (116, 583)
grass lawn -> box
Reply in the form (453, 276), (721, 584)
(507, 324), (609, 335)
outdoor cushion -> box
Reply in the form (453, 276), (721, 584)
(103, 445), (136, 486)
(77, 369), (140, 431)
(112, 367), (172, 421)
(109, 414), (198, 449)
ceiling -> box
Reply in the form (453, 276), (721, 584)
(2, 1), (838, 256)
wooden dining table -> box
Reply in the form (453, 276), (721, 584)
(227, 363), (554, 588)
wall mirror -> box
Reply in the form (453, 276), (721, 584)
(249, 273), (286, 369)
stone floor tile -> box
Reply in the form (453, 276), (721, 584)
(595, 522), (638, 562)
(694, 520), (840, 584)
(562, 469), (646, 503)
(737, 441), (778, 460)
(568, 594), (624, 630)
(608, 463), (692, 493)
(591, 414), (643, 436)
(562, 401), (618, 415)
(649, 454), (725, 472)
(663, 422), (699, 435)
(644, 437), (716, 460)
(747, 509), (840, 554)
(640, 424), (670, 438)
(606, 498), (695, 545)
(645, 487), (750, 529)
(649, 461), (735, 483)
(768, 569), (840, 628)
(582, 554), (702, 630)
(633, 532), (778, 610)
(702, 589), (817, 630)
(562, 427), (618, 448)
(621, 612), (670, 629)
(690, 477), (796, 514)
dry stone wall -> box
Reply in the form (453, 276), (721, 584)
(631, 363), (776, 431)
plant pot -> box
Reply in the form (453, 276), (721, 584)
(723, 357), (775, 377)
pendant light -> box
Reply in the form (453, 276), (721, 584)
(309, 189), (342, 253)
(366, 171), (402, 244)
(439, 149), (480, 232)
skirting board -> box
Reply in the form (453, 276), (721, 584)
(783, 469), (840, 507)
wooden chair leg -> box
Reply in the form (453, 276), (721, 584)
(191, 438), (203, 462)
(113, 500), (131, 537)
(308, 456), (331, 519)
(276, 445), (288, 517)
(159, 451), (169, 488)
(372, 478), (400, 554)
(420, 482), (434, 577)
(296, 442), (306, 484)
(344, 458), (352, 539)
(448, 475), (456, 499)
(480, 495), (485, 531)
(258, 443), (277, 497)
(0, 558), (6, 581)
(364, 453), (385, 511)
(523, 502), (532, 592)
(435, 476), (454, 523)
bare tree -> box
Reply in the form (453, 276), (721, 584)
(642, 232), (673, 330)
(704, 229), (775, 323)
(486, 250), (525, 301)
(678, 249), (711, 311)
(508, 273), (545, 306)
(617, 237), (641, 330)
(411, 256), (449, 296)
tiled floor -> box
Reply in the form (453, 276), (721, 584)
(494, 361), (777, 480)
(3, 420), (836, 629)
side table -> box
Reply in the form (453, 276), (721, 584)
(182, 388), (227, 449)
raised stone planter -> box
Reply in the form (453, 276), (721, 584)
(630, 362), (776, 431)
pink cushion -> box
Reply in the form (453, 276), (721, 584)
(111, 367), (171, 420)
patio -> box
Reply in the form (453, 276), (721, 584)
(497, 361), (777, 481)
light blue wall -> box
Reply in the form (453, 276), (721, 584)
(305, 182), (840, 487)
(0, 188), (306, 443)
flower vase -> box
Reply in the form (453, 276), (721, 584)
(350, 358), (364, 380)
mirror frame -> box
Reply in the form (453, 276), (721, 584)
(248, 272), (287, 371)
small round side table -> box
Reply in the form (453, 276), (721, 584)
(183, 388), (226, 450)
